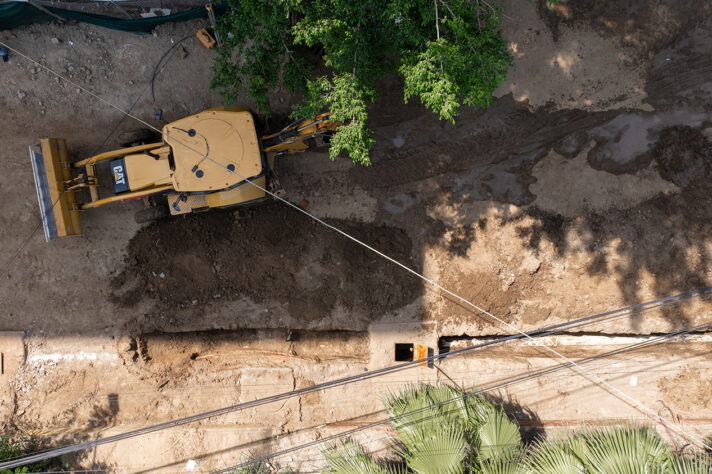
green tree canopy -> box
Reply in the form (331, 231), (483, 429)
(211, 0), (512, 165)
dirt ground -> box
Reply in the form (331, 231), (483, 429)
(1, 0), (712, 471)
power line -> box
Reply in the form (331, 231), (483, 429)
(1, 34), (190, 278)
(0, 40), (710, 458)
(4, 36), (712, 454)
(215, 323), (712, 472)
(214, 321), (712, 473)
(91, 34), (194, 156)
(31, 471), (110, 474)
(1, 290), (708, 470)
(0, 287), (712, 469)
(12, 287), (700, 466)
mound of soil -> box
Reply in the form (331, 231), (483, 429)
(112, 203), (421, 321)
(652, 126), (712, 189)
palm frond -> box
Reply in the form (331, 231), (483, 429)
(423, 384), (470, 429)
(580, 425), (674, 473)
(478, 457), (525, 474)
(522, 438), (585, 474)
(400, 424), (467, 474)
(384, 465), (409, 474)
(464, 393), (498, 425)
(323, 438), (390, 474)
(477, 408), (522, 463)
(384, 383), (471, 453)
(671, 455), (712, 474)
(386, 394), (442, 450)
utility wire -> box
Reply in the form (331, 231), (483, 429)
(0, 289), (709, 470)
(0, 35), (190, 278)
(91, 35), (193, 156)
(0, 40), (710, 460)
(150, 35), (193, 103)
(215, 321), (712, 473)
(31, 471), (110, 474)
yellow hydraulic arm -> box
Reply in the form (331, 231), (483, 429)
(260, 113), (340, 154)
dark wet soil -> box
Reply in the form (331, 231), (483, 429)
(112, 202), (421, 321)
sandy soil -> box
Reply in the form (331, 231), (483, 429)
(1, 0), (712, 470)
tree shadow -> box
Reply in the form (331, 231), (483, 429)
(348, 20), (712, 330)
(504, 125), (712, 329)
(534, 0), (708, 67)
(86, 393), (120, 429)
(0, 432), (109, 473)
(486, 393), (546, 445)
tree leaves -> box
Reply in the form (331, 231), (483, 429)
(212, 0), (512, 164)
(292, 74), (375, 164)
(400, 39), (461, 122)
(399, 1), (511, 122)
(211, 0), (298, 116)
(0, 437), (63, 474)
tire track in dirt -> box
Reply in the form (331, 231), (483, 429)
(347, 97), (619, 192)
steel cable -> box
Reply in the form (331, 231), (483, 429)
(0, 39), (710, 466)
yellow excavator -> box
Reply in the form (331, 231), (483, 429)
(29, 107), (340, 240)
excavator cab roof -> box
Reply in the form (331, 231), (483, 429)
(163, 108), (263, 192)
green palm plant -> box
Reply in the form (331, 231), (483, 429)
(323, 438), (405, 474)
(473, 409), (524, 474)
(522, 425), (701, 474)
(671, 455), (712, 474)
(397, 424), (467, 474)
(583, 425), (673, 473)
(322, 384), (712, 474)
(384, 384), (472, 474)
(523, 436), (585, 474)
(324, 384), (522, 474)
(476, 408), (522, 463)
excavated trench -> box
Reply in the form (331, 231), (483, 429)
(438, 330), (712, 356)
(126, 328), (371, 367)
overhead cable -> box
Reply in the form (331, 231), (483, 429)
(214, 321), (712, 473)
(0, 39), (710, 463)
(0, 289), (708, 470)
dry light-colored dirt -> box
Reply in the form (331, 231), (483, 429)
(1, 0), (712, 471)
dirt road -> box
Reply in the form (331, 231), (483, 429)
(1, 0), (712, 471)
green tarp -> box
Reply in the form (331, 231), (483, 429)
(0, 2), (227, 33)
(0, 2), (48, 30)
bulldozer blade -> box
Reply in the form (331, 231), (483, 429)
(29, 139), (82, 241)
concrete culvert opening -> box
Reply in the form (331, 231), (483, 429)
(395, 343), (414, 361)
(438, 337), (453, 357)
